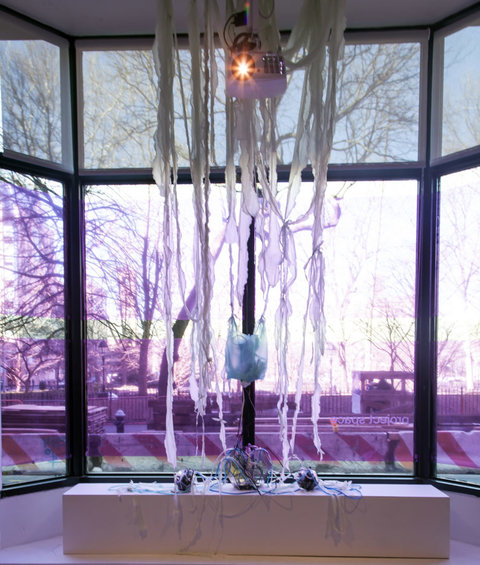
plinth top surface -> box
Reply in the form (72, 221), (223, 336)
(64, 481), (448, 498)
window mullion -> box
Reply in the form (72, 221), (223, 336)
(414, 29), (438, 479)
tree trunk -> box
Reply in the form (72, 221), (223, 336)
(137, 320), (152, 396)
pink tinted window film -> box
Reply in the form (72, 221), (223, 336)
(0, 171), (66, 486)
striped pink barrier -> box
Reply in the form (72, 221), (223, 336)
(1, 433), (66, 468)
(2, 429), (479, 471)
(437, 429), (480, 468)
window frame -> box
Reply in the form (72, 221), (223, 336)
(339, 28), (429, 167)
(429, 152), (480, 494)
(0, 8), (73, 171)
(431, 10), (480, 164)
(75, 37), (155, 174)
(0, 157), (74, 494)
(1, 3), (480, 497)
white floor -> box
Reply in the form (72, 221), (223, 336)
(1, 537), (480, 565)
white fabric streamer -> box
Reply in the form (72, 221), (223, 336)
(153, 0), (177, 468)
(153, 0), (345, 470)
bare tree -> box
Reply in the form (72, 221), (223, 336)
(82, 50), (157, 168)
(85, 185), (163, 396)
(438, 171), (480, 391)
(443, 74), (480, 154)
(333, 42), (420, 163)
(324, 180), (416, 386)
(0, 41), (62, 161)
(0, 174), (64, 392)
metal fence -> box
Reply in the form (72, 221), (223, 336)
(88, 396), (150, 422)
(2, 389), (480, 424)
(437, 392), (480, 416)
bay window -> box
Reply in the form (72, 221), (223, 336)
(1, 4), (480, 496)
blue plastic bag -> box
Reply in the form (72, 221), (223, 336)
(225, 316), (267, 383)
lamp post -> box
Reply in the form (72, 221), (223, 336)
(98, 340), (108, 393)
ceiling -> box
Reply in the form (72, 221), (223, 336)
(0, 0), (479, 37)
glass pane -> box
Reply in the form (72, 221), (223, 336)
(82, 47), (228, 170)
(437, 167), (480, 485)
(256, 180), (417, 474)
(84, 184), (241, 474)
(82, 50), (156, 169)
(80, 40), (421, 170)
(331, 42), (421, 164)
(0, 15), (65, 164)
(440, 19), (480, 156)
(0, 170), (66, 487)
(173, 49), (227, 168)
(275, 67), (305, 165)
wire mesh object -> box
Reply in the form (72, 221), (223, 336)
(217, 445), (273, 490)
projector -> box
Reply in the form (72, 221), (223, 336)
(224, 1), (287, 100)
(226, 47), (287, 99)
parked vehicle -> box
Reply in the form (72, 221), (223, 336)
(352, 371), (414, 414)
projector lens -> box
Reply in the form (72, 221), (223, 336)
(231, 54), (255, 81)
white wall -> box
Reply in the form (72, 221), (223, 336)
(448, 490), (480, 546)
(0, 487), (66, 549)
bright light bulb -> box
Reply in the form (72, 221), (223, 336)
(236, 60), (250, 78)
(231, 54), (255, 81)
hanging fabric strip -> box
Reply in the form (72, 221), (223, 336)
(286, 0), (345, 459)
(252, 0), (346, 464)
(153, 0), (177, 468)
(186, 1), (222, 456)
(153, 0), (346, 471)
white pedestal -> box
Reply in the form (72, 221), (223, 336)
(63, 483), (449, 558)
